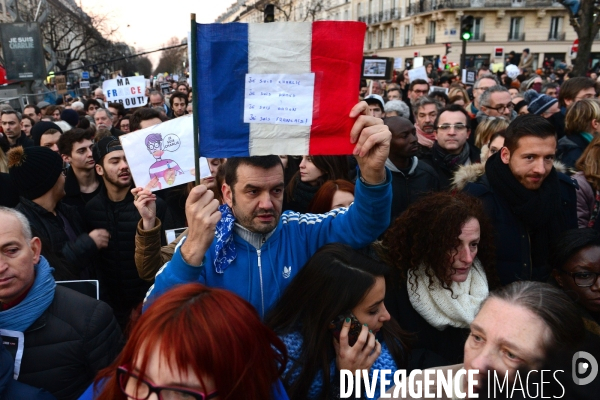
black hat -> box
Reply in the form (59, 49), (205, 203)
(93, 136), (123, 164)
(61, 109), (79, 128)
(30, 121), (63, 146)
(7, 146), (63, 200)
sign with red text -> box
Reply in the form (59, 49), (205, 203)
(102, 76), (148, 109)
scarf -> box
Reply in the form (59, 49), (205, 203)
(432, 141), (471, 173)
(416, 124), (435, 148)
(485, 153), (564, 276)
(0, 256), (55, 332)
(289, 176), (321, 212)
(407, 258), (489, 330)
(214, 204), (237, 273)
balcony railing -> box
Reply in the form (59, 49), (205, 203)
(508, 33), (526, 41)
(425, 36), (436, 44)
(405, 38), (412, 46)
(548, 32), (566, 41)
(404, 0), (559, 16)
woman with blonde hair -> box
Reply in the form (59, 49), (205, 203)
(474, 117), (509, 149)
(573, 135), (600, 229)
(558, 98), (600, 168)
(448, 86), (469, 105)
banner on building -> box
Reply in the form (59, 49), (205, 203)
(0, 22), (46, 80)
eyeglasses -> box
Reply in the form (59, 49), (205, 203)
(559, 270), (600, 287)
(436, 123), (468, 132)
(484, 102), (514, 113)
(117, 366), (218, 400)
(412, 89), (428, 95)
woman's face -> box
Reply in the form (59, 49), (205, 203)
(449, 218), (480, 283)
(124, 344), (217, 399)
(279, 155), (288, 170)
(463, 298), (549, 393)
(489, 136), (505, 156)
(508, 88), (520, 99)
(331, 190), (354, 210)
(299, 156), (323, 185)
(200, 158), (222, 190)
(554, 245), (600, 315)
(21, 119), (32, 136)
(351, 276), (391, 334)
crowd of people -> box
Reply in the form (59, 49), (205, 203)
(0, 62), (600, 400)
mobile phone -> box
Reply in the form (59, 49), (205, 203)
(329, 313), (363, 347)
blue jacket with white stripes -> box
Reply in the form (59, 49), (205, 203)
(144, 169), (392, 318)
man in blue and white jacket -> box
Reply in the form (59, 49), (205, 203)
(144, 102), (393, 317)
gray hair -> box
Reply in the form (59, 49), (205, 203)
(0, 207), (32, 241)
(384, 100), (410, 118)
(474, 74), (500, 89)
(149, 91), (164, 100)
(412, 96), (442, 116)
(71, 101), (84, 111)
(479, 85), (509, 108)
(95, 108), (113, 120)
(483, 281), (585, 353)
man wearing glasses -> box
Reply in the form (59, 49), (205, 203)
(463, 115), (578, 285)
(478, 85), (516, 123)
(422, 104), (480, 189)
(406, 79), (430, 124)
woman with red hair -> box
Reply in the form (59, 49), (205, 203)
(307, 179), (355, 214)
(80, 283), (289, 400)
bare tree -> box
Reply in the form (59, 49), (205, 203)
(558, 0), (600, 76)
(153, 37), (187, 76)
(247, 0), (325, 22)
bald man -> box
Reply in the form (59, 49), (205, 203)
(384, 116), (440, 223)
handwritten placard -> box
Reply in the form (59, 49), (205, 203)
(243, 73), (315, 126)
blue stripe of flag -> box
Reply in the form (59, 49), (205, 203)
(197, 23), (250, 157)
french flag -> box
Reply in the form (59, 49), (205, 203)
(196, 21), (366, 157)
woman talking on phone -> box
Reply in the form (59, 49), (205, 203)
(266, 243), (411, 400)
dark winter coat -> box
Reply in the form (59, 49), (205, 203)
(83, 185), (174, 327)
(0, 173), (19, 207)
(16, 198), (98, 281)
(421, 144), (481, 190)
(463, 173), (578, 285)
(61, 166), (102, 219)
(1, 344), (56, 400)
(557, 133), (590, 169)
(17, 286), (123, 400)
(389, 157), (440, 224)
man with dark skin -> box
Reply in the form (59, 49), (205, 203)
(384, 116), (440, 223)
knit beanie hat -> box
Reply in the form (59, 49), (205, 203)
(61, 109), (79, 128)
(30, 121), (63, 146)
(7, 146), (63, 200)
(523, 89), (558, 116)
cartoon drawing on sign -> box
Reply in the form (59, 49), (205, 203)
(145, 133), (184, 189)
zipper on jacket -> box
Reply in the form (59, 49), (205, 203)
(257, 249), (265, 318)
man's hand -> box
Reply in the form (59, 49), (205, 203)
(132, 178), (158, 231)
(350, 101), (391, 185)
(89, 229), (110, 249)
(180, 185), (221, 266)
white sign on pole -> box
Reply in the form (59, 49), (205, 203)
(408, 66), (428, 83)
(80, 81), (90, 89)
(119, 115), (207, 191)
(103, 76), (148, 109)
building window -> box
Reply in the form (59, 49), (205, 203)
(473, 18), (483, 40)
(509, 17), (523, 40)
(379, 0), (384, 12)
(357, 3), (362, 17)
(369, 0), (373, 14)
(390, 28), (395, 47)
(344, 10), (349, 20)
(549, 17), (562, 40)
(368, 31), (372, 49)
(405, 24), (412, 46)
(428, 21), (436, 43)
(378, 30), (383, 48)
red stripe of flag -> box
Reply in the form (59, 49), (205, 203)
(309, 21), (366, 155)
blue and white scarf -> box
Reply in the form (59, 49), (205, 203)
(0, 256), (56, 332)
(214, 204), (237, 273)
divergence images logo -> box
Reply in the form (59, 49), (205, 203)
(572, 351), (598, 385)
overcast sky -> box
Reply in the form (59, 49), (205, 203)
(79, 0), (234, 67)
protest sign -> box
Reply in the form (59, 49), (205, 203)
(0, 22), (46, 80)
(429, 86), (449, 95)
(119, 115), (210, 191)
(408, 66), (428, 83)
(55, 75), (67, 94)
(80, 80), (90, 89)
(102, 76), (148, 109)
(462, 69), (476, 85)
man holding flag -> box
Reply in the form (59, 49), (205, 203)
(144, 101), (392, 318)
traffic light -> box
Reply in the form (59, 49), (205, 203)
(461, 15), (474, 41)
(445, 43), (452, 55)
(264, 4), (275, 23)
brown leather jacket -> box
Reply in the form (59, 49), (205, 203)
(134, 218), (187, 281)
